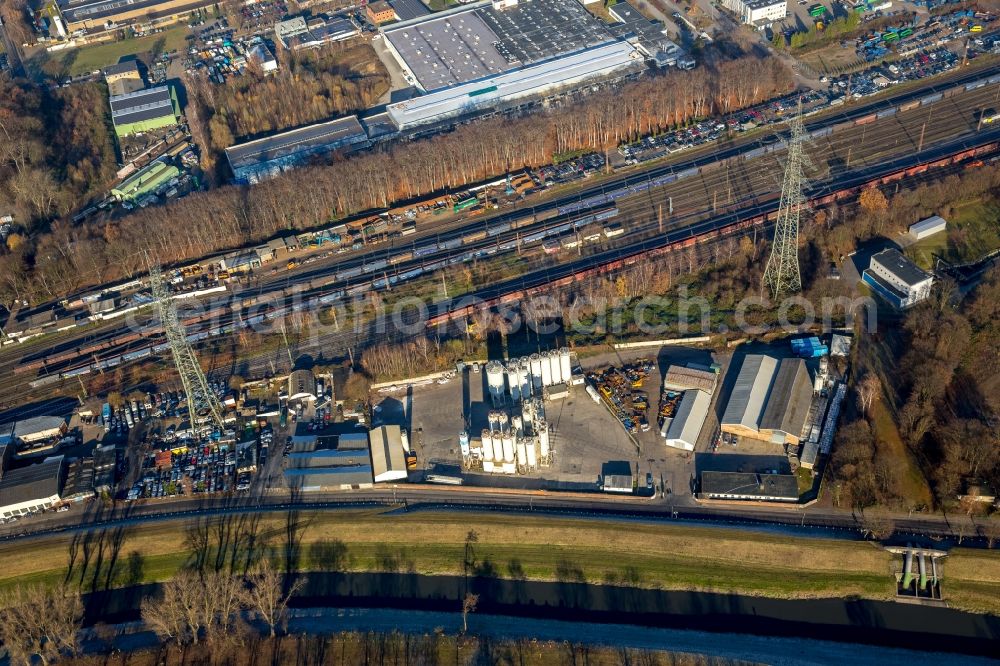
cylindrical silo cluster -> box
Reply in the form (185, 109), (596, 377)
(559, 348), (572, 383)
(473, 396), (554, 473)
(529, 354), (543, 392)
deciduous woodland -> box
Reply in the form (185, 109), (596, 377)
(0, 46), (791, 304)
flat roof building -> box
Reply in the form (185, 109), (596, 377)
(601, 460), (634, 493)
(367, 0), (398, 24)
(386, 40), (640, 129)
(11, 416), (67, 444)
(663, 389), (711, 451)
(720, 355), (778, 438)
(720, 0), (787, 26)
(225, 115), (369, 184)
(389, 0), (431, 22)
(58, 0), (217, 32)
(862, 248), (934, 309)
(109, 86), (180, 138)
(382, 0), (624, 92)
(662, 365), (718, 393)
(0, 456), (65, 518)
(369, 425), (408, 482)
(700, 471), (798, 502)
(284, 429), (375, 489)
(276, 15), (360, 50)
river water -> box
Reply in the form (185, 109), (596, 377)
(88, 572), (999, 660)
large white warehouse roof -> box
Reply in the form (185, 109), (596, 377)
(386, 41), (640, 129)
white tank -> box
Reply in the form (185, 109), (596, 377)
(560, 348), (572, 383)
(526, 439), (537, 468)
(509, 372), (521, 403)
(488, 411), (500, 434)
(521, 400), (533, 427)
(486, 362), (506, 405)
(502, 462), (516, 474)
(502, 435), (515, 463)
(481, 429), (495, 462)
(483, 461), (495, 473)
(538, 423), (550, 459)
(516, 438), (527, 467)
(511, 415), (523, 436)
(459, 431), (470, 457)
(540, 355), (552, 386)
(548, 351), (562, 385)
(586, 385), (601, 403)
(497, 412), (509, 434)
(529, 354), (543, 391)
(532, 399), (546, 424)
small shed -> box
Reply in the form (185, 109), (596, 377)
(909, 216), (946, 241)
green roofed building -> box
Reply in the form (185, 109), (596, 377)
(111, 160), (180, 203)
(109, 85), (180, 138)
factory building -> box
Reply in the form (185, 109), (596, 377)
(720, 0), (787, 26)
(225, 115), (369, 184)
(720, 355), (778, 439)
(275, 15), (360, 50)
(601, 461), (634, 493)
(758, 358), (813, 446)
(862, 248), (934, 309)
(0, 456), (66, 518)
(699, 471), (799, 502)
(607, 0), (689, 66)
(57, 0), (217, 33)
(109, 86), (180, 138)
(103, 61), (144, 96)
(720, 355), (813, 445)
(663, 389), (711, 451)
(9, 416), (68, 445)
(284, 430), (374, 489)
(368, 425), (408, 482)
(111, 160), (179, 203)
(248, 42), (278, 73)
(381, 0), (648, 129)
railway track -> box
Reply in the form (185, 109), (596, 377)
(2, 74), (1000, 403)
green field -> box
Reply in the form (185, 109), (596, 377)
(31, 24), (192, 79)
(0, 510), (997, 613)
(907, 199), (1000, 268)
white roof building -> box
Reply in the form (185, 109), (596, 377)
(862, 248), (934, 309)
(664, 389), (711, 451)
(368, 425), (408, 482)
(908, 215), (947, 241)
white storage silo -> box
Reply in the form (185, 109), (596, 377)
(459, 431), (470, 458)
(548, 350), (562, 385)
(497, 412), (509, 434)
(526, 440), (537, 468)
(559, 348), (572, 383)
(529, 354), (543, 391)
(486, 362), (506, 405)
(540, 354), (552, 386)
(509, 374), (521, 403)
(483, 461), (495, 473)
(502, 462), (516, 474)
(521, 400), (534, 427)
(502, 434), (515, 463)
(538, 422), (550, 459)
(481, 429), (495, 462)
(520, 362), (531, 400)
(516, 438), (527, 467)
(511, 415), (523, 436)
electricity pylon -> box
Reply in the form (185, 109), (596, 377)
(763, 110), (811, 299)
(147, 259), (225, 428)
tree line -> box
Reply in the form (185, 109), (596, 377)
(0, 44), (792, 306)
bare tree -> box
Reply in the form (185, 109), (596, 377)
(856, 373), (881, 417)
(240, 559), (303, 637)
(859, 510), (895, 541)
(142, 569), (204, 646)
(461, 592), (479, 633)
(982, 517), (1000, 549)
(0, 584), (83, 665)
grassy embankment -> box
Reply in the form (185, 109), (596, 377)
(0, 511), (998, 613)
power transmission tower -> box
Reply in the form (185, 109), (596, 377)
(763, 110), (810, 299)
(147, 260), (225, 429)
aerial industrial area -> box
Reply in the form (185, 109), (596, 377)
(0, 0), (998, 658)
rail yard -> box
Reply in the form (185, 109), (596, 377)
(3, 70), (999, 409)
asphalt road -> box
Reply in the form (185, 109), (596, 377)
(0, 20), (25, 78)
(0, 483), (991, 549)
